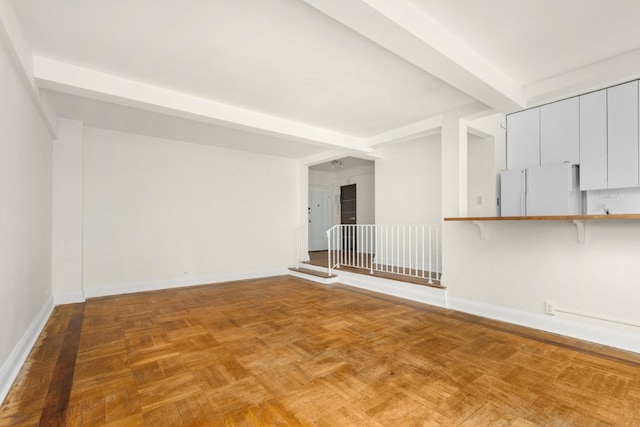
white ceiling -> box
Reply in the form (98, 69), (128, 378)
(410, 0), (640, 85)
(12, 0), (475, 137)
(9, 0), (640, 160)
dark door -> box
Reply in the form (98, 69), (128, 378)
(340, 184), (356, 251)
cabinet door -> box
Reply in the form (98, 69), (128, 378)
(608, 81), (639, 189)
(579, 89), (608, 190)
(540, 97), (579, 165)
(506, 108), (540, 169)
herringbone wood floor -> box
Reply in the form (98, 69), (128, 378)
(1, 276), (639, 426)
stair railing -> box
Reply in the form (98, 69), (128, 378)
(326, 224), (440, 283)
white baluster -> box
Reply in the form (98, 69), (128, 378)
(369, 225), (374, 274)
(436, 226), (439, 283)
(428, 226), (432, 283)
(408, 225), (412, 277)
(402, 225), (407, 274)
(421, 225), (425, 279)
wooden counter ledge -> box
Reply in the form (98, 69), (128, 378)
(444, 213), (640, 221)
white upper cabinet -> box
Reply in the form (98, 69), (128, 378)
(540, 97), (579, 165)
(607, 81), (639, 189)
(507, 108), (540, 170)
(508, 79), (640, 193)
(579, 89), (608, 190)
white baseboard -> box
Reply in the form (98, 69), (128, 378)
(448, 297), (640, 354)
(332, 269), (448, 308)
(83, 269), (287, 299)
(53, 290), (85, 305)
(0, 296), (54, 405)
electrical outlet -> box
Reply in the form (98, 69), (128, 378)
(544, 300), (557, 315)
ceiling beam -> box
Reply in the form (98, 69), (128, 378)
(466, 112), (506, 139)
(366, 114), (442, 147)
(303, 0), (525, 113)
(33, 56), (373, 154)
(366, 101), (494, 147)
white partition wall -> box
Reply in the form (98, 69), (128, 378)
(375, 134), (442, 225)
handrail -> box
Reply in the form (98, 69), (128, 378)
(326, 224), (441, 283)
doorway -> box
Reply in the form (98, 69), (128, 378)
(307, 157), (375, 259)
(340, 184), (357, 251)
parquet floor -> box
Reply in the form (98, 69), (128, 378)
(1, 276), (639, 426)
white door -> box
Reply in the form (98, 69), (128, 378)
(308, 189), (330, 251)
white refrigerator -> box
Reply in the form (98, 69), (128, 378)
(500, 163), (582, 216)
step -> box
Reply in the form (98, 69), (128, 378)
(301, 261), (443, 289)
(288, 267), (338, 285)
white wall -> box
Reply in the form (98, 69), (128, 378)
(0, 42), (52, 377)
(375, 134), (441, 224)
(52, 119), (83, 303)
(308, 169), (333, 189)
(444, 220), (640, 352)
(82, 127), (299, 296)
(468, 113), (506, 217)
(467, 134), (497, 217)
(585, 187), (640, 215)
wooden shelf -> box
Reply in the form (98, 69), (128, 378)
(444, 214), (640, 243)
(444, 214), (640, 221)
